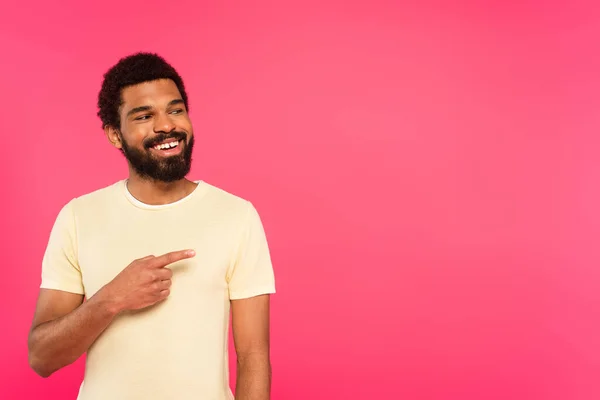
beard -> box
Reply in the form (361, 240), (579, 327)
(119, 131), (194, 183)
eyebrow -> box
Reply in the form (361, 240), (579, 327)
(126, 99), (185, 118)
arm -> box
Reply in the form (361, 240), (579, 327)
(28, 250), (195, 377)
(28, 200), (115, 377)
(27, 288), (120, 377)
(231, 294), (272, 400)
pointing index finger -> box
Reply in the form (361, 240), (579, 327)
(150, 249), (196, 268)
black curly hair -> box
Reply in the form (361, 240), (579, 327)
(97, 52), (189, 129)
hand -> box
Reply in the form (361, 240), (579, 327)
(101, 249), (196, 313)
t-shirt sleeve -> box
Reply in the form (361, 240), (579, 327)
(40, 200), (85, 295)
(227, 202), (276, 300)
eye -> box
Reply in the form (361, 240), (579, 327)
(170, 109), (184, 115)
(135, 115), (151, 121)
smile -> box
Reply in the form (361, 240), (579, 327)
(149, 139), (184, 156)
(153, 139), (180, 150)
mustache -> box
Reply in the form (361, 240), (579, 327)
(144, 131), (187, 148)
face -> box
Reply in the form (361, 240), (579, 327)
(106, 79), (194, 182)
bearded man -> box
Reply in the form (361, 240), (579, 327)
(27, 52), (276, 400)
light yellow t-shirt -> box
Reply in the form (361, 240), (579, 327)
(40, 180), (276, 400)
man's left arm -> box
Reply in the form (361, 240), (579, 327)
(231, 294), (272, 400)
(228, 202), (276, 399)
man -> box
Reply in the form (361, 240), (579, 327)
(27, 52), (276, 400)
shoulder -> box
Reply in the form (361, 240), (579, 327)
(196, 181), (269, 231)
(65, 180), (125, 216)
(198, 181), (255, 213)
(44, 181), (123, 239)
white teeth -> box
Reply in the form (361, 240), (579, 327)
(154, 141), (179, 150)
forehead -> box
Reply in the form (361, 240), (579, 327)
(120, 79), (182, 109)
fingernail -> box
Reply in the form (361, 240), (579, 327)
(188, 250), (196, 256)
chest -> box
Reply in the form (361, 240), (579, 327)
(76, 209), (238, 298)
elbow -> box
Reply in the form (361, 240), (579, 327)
(28, 353), (53, 378)
(28, 343), (54, 378)
(35, 368), (53, 379)
(236, 351), (271, 369)
(29, 354), (54, 378)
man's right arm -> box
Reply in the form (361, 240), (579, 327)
(28, 249), (196, 378)
(27, 287), (120, 378)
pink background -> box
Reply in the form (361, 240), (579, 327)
(2, 1), (599, 399)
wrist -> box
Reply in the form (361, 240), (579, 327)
(92, 285), (125, 316)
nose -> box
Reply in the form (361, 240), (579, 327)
(153, 111), (176, 133)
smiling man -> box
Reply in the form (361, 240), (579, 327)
(27, 53), (275, 400)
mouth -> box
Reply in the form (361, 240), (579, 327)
(149, 139), (184, 157)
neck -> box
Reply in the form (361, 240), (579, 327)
(126, 173), (198, 206)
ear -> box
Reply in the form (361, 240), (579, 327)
(105, 125), (123, 149)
